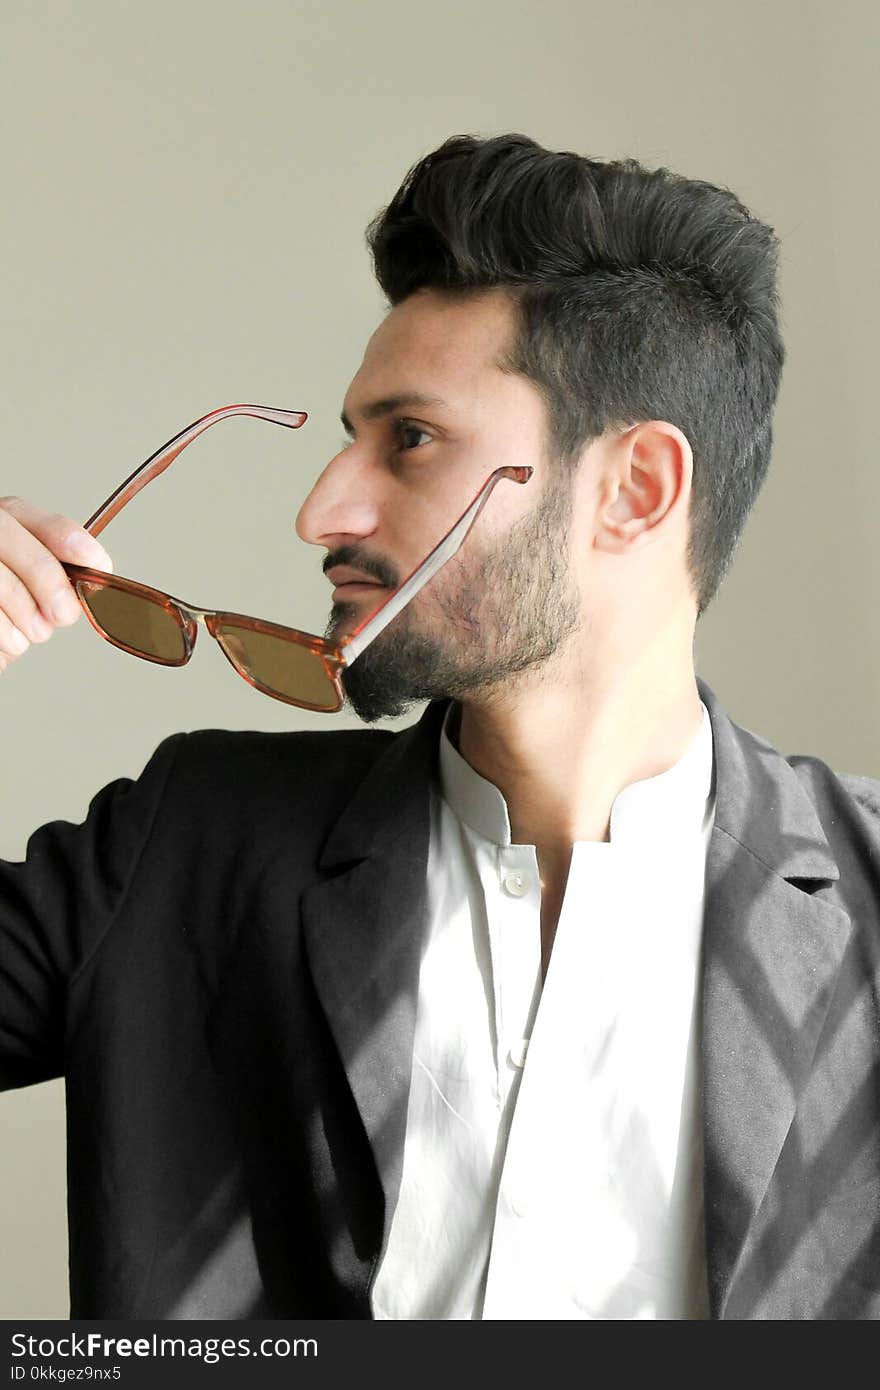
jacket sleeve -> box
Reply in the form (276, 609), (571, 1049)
(0, 732), (186, 1092)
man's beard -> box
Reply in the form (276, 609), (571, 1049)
(325, 471), (582, 723)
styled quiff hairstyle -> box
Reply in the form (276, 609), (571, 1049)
(366, 133), (785, 616)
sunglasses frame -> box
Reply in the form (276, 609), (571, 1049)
(63, 565), (350, 711)
(62, 404), (532, 711)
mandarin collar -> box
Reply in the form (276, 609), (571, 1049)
(438, 701), (715, 849)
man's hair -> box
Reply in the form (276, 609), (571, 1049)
(366, 133), (785, 616)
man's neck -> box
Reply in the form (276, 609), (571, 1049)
(453, 644), (703, 976)
(454, 654), (703, 854)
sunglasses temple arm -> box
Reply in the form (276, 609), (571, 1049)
(340, 465), (532, 666)
(83, 404), (308, 537)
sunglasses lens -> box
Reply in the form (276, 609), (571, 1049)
(214, 623), (341, 709)
(76, 580), (188, 664)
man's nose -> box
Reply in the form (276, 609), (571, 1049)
(295, 450), (380, 547)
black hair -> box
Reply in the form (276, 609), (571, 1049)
(366, 133), (785, 615)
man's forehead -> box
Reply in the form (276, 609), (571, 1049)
(343, 289), (516, 425)
(371, 286), (514, 360)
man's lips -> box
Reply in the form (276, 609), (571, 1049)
(325, 565), (393, 604)
(331, 581), (390, 603)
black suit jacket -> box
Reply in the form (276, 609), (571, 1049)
(1, 678), (879, 1319)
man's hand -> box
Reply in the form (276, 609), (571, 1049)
(0, 498), (113, 671)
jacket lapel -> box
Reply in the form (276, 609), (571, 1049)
(300, 700), (449, 1255)
(696, 679), (852, 1317)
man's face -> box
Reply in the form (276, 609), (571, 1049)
(295, 287), (584, 721)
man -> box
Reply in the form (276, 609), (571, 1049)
(1, 134), (878, 1320)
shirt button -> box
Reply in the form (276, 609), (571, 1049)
(502, 871), (529, 897)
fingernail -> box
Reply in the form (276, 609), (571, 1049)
(65, 532), (113, 572)
(29, 613), (53, 642)
(7, 627), (28, 655)
(50, 587), (80, 625)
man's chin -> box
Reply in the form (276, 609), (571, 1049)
(337, 626), (457, 723)
(340, 671), (422, 723)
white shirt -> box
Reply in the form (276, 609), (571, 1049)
(371, 701), (716, 1320)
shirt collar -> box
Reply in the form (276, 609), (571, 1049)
(438, 700), (715, 849)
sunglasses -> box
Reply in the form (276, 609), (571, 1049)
(61, 404), (532, 711)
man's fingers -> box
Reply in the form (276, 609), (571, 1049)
(0, 608), (31, 663)
(0, 498), (113, 647)
(0, 497), (113, 572)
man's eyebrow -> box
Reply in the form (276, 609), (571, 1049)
(340, 392), (450, 435)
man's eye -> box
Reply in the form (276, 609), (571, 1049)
(395, 421), (432, 452)
(338, 422), (433, 454)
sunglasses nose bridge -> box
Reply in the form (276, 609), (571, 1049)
(168, 598), (201, 656)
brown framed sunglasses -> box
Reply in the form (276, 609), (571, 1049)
(61, 404), (532, 711)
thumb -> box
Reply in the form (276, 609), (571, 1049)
(59, 527), (114, 573)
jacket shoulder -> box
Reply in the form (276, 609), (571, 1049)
(178, 722), (396, 773)
(837, 771), (880, 820)
(163, 722), (399, 822)
(787, 750), (880, 817)
(786, 751), (880, 869)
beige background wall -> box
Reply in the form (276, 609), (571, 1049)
(1, 0), (877, 1318)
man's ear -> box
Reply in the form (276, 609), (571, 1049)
(594, 421), (693, 556)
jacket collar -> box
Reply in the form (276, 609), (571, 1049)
(697, 677), (838, 882)
(317, 678), (843, 882)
